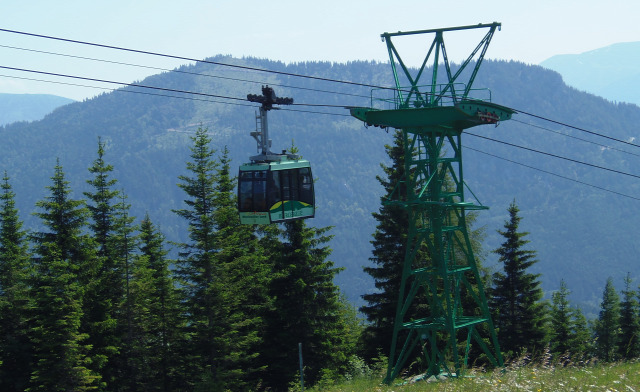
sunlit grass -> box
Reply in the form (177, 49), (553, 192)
(302, 359), (640, 392)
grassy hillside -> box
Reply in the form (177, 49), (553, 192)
(304, 360), (640, 391)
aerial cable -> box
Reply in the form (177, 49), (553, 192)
(0, 43), (371, 100)
(467, 132), (640, 180)
(513, 107), (640, 148)
(512, 118), (640, 158)
(0, 65), (247, 103)
(0, 73), (347, 119)
(0, 28), (388, 90)
(466, 146), (640, 202)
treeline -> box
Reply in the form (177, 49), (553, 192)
(0, 129), (360, 392)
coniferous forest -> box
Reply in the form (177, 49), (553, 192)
(3, 57), (640, 390)
(2, 126), (640, 391)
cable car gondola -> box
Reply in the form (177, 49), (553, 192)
(238, 157), (314, 224)
(238, 86), (315, 225)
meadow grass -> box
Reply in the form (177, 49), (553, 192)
(303, 359), (640, 392)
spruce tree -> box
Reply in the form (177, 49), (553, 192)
(111, 193), (139, 391)
(173, 128), (228, 388)
(489, 201), (548, 358)
(261, 219), (349, 391)
(359, 130), (408, 361)
(82, 139), (124, 390)
(208, 147), (271, 390)
(619, 273), (640, 359)
(29, 160), (100, 391)
(549, 280), (572, 356)
(130, 214), (184, 392)
(0, 173), (33, 392)
(570, 307), (593, 359)
(594, 277), (621, 362)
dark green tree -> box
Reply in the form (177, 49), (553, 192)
(130, 214), (184, 392)
(111, 193), (139, 392)
(82, 139), (124, 390)
(549, 280), (573, 356)
(261, 219), (349, 391)
(173, 128), (229, 389)
(0, 172), (33, 392)
(29, 160), (100, 391)
(359, 130), (408, 361)
(619, 273), (640, 359)
(594, 277), (621, 362)
(488, 201), (548, 357)
(549, 279), (593, 360)
(206, 147), (272, 391)
(569, 307), (593, 359)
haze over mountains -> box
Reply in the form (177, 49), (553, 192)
(2, 48), (640, 317)
(540, 41), (640, 107)
(0, 93), (74, 126)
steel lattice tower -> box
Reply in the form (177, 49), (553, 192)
(350, 23), (515, 382)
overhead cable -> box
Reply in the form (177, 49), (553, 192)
(467, 132), (640, 180)
(466, 146), (640, 201)
(0, 43), (371, 100)
(0, 28), (386, 90)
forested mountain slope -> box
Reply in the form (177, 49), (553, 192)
(1, 56), (638, 314)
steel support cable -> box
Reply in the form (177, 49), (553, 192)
(0, 65), (247, 102)
(466, 146), (640, 201)
(0, 43), (371, 100)
(0, 72), (347, 118)
(0, 28), (388, 90)
(512, 107), (640, 148)
(512, 119), (640, 158)
(467, 132), (640, 180)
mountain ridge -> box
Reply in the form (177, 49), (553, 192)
(540, 41), (640, 106)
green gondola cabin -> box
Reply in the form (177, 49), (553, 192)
(238, 158), (314, 224)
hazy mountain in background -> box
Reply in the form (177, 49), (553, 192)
(540, 42), (640, 106)
(0, 93), (75, 126)
(1, 56), (639, 317)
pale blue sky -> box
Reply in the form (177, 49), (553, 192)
(1, 0), (638, 100)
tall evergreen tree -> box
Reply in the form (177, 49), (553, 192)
(130, 214), (184, 392)
(549, 280), (573, 356)
(261, 219), (349, 391)
(82, 139), (124, 391)
(594, 277), (621, 362)
(488, 201), (548, 358)
(207, 147), (272, 391)
(173, 128), (228, 389)
(619, 273), (640, 359)
(111, 193), (139, 392)
(359, 130), (408, 361)
(29, 160), (100, 391)
(0, 172), (33, 392)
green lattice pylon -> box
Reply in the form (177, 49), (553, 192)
(350, 23), (515, 383)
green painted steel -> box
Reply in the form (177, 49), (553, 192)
(351, 23), (512, 383)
